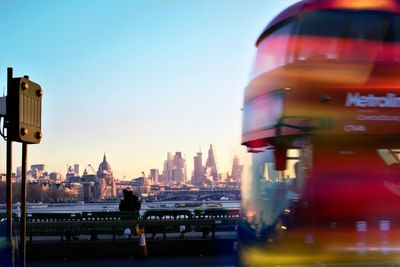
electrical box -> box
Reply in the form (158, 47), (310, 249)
(7, 77), (43, 144)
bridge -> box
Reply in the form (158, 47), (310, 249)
(1, 208), (240, 262)
(154, 189), (240, 201)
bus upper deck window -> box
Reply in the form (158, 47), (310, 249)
(296, 11), (344, 62)
(343, 14), (387, 61)
(251, 20), (295, 78)
(348, 14), (387, 41)
(392, 17), (400, 61)
(296, 11), (389, 63)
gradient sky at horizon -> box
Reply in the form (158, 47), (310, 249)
(0, 0), (298, 178)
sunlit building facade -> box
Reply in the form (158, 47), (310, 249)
(97, 154), (117, 199)
(205, 144), (219, 182)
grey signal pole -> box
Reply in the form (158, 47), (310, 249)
(6, 140), (13, 267)
(4, 67), (42, 267)
(20, 143), (28, 267)
(6, 67), (14, 267)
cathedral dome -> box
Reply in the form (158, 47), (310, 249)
(98, 154), (112, 172)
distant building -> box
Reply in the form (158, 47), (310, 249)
(31, 164), (46, 172)
(30, 164), (48, 181)
(230, 155), (243, 182)
(97, 154), (117, 199)
(162, 152), (174, 183)
(132, 176), (150, 186)
(81, 170), (101, 202)
(66, 165), (75, 180)
(131, 185), (151, 196)
(205, 144), (219, 182)
(65, 182), (84, 201)
(67, 175), (81, 183)
(49, 172), (63, 183)
(83, 182), (99, 202)
(149, 168), (159, 184)
(172, 152), (187, 183)
(162, 152), (187, 184)
(192, 152), (206, 186)
(74, 164), (80, 177)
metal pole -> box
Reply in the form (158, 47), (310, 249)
(6, 140), (13, 267)
(5, 67), (14, 267)
(20, 143), (27, 267)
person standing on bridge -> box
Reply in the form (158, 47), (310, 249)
(119, 189), (141, 212)
(119, 189), (129, 211)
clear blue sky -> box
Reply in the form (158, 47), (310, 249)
(0, 0), (298, 178)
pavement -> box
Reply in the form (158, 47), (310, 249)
(28, 255), (239, 267)
(26, 232), (238, 261)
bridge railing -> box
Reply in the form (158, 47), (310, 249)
(16, 209), (240, 242)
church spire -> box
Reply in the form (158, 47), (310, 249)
(103, 153), (106, 162)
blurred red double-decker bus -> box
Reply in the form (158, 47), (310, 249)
(240, 0), (400, 265)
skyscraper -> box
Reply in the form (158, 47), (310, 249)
(162, 152), (174, 183)
(230, 155), (243, 182)
(205, 144), (219, 182)
(150, 168), (159, 184)
(192, 152), (205, 186)
(172, 152), (187, 183)
(74, 164), (80, 176)
(163, 152), (187, 184)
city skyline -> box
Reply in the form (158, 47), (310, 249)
(21, 144), (244, 181)
(0, 1), (298, 177)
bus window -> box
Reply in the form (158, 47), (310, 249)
(342, 13), (387, 62)
(393, 17), (400, 61)
(248, 148), (304, 227)
(296, 11), (343, 61)
(296, 11), (389, 63)
(251, 20), (296, 78)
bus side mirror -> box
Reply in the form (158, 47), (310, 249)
(274, 148), (287, 171)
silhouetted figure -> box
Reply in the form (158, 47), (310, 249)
(119, 189), (141, 212)
(119, 189), (129, 211)
(127, 191), (141, 212)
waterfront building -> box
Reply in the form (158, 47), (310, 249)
(49, 172), (63, 183)
(66, 165), (75, 180)
(74, 164), (80, 176)
(132, 185), (151, 196)
(81, 169), (101, 201)
(83, 181), (98, 202)
(65, 182), (84, 201)
(67, 175), (81, 183)
(97, 154), (117, 199)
